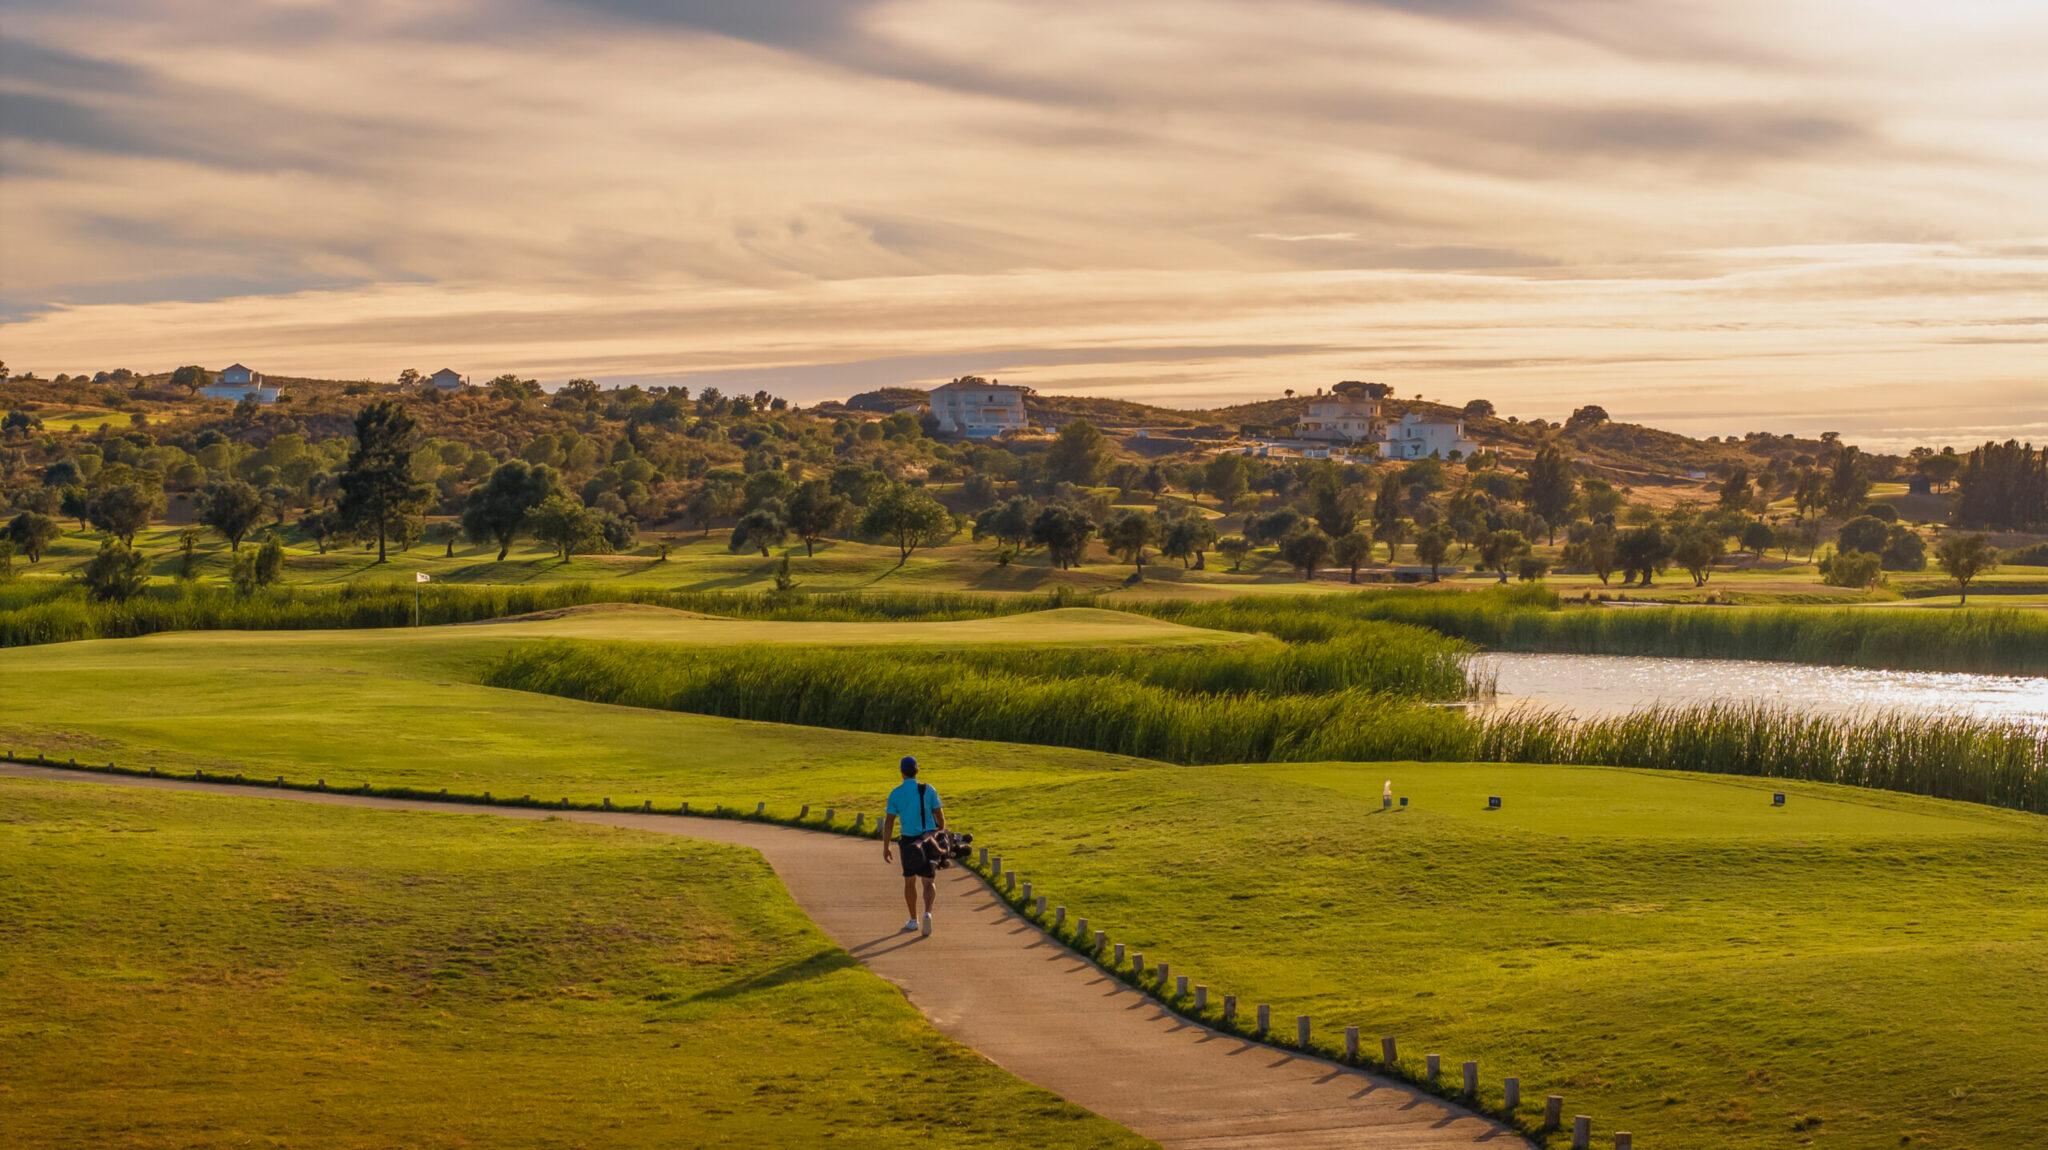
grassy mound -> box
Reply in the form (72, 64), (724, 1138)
(0, 776), (1143, 1149)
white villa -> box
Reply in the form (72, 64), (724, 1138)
(927, 377), (1028, 437)
(427, 368), (466, 390)
(199, 363), (282, 404)
(1382, 412), (1479, 460)
(1267, 381), (1480, 460)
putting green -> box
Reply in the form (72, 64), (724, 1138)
(1265, 761), (2010, 839)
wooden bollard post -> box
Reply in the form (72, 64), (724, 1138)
(1090, 928), (1103, 951)
(275, 776), (284, 787)
(1034, 895), (1046, 917)
(1004, 871), (1016, 893)
(1132, 954), (1144, 978)
(1176, 975), (1188, 998)
(1426, 1054), (1441, 1081)
(1297, 1016), (1311, 1049)
(1021, 880), (1032, 903)
(755, 801), (764, 815)
(1054, 906), (1066, 929)
(1222, 995), (1236, 1025)
(1195, 985), (1208, 1011)
(1462, 1060), (1478, 1096)
(824, 808), (834, 822)
(991, 854), (1002, 874)
(1255, 1005), (1270, 1034)
(1545, 1095), (1563, 1128)
(603, 797), (612, 809)
(977, 846), (987, 866)
(561, 798), (569, 809)
(1504, 1077), (1520, 1110)
(643, 800), (652, 812)
(681, 801), (689, 814)
(853, 812), (865, 831)
(1156, 962), (1169, 987)
(1078, 919), (1091, 943)
(1615, 1135), (1632, 1150)
(800, 805), (809, 819)
(1345, 1027), (1359, 1061)
(1381, 1036), (1397, 1065)
(1572, 1115), (1591, 1149)
(1112, 943), (1125, 965)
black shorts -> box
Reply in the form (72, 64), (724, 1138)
(898, 835), (935, 879)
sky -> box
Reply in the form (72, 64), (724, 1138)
(2, 0), (2044, 449)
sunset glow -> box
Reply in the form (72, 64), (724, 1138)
(4, 0), (2045, 446)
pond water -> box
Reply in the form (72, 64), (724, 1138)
(1471, 652), (2048, 728)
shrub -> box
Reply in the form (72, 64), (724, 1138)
(1819, 549), (1883, 589)
(2003, 541), (2048, 567)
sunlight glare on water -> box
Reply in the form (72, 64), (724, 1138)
(1472, 654), (2048, 729)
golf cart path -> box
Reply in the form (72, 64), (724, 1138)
(3, 765), (1526, 1149)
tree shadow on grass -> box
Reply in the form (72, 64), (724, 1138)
(685, 947), (859, 1004)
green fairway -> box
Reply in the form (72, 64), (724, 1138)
(0, 776), (1146, 1149)
(7, 622), (2048, 1147)
(179, 602), (1246, 650)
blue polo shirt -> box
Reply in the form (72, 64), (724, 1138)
(886, 779), (943, 836)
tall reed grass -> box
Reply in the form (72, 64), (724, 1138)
(481, 640), (1478, 764)
(1478, 704), (2046, 814)
(485, 640), (2047, 815)
(945, 625), (1475, 701)
(1127, 587), (2048, 675)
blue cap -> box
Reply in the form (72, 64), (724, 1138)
(900, 755), (918, 774)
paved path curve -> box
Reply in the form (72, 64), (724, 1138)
(5, 765), (1527, 1149)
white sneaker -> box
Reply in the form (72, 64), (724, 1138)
(902, 919), (919, 933)
(920, 912), (932, 937)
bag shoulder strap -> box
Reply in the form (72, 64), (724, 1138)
(917, 781), (932, 833)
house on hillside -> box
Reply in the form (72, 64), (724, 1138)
(428, 368), (466, 390)
(198, 363), (282, 404)
(1381, 413), (1478, 460)
(1299, 381), (1390, 443)
(928, 378), (1028, 437)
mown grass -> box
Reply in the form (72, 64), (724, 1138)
(0, 776), (1145, 1149)
(7, 630), (2048, 1149)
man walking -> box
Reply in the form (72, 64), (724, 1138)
(881, 755), (945, 937)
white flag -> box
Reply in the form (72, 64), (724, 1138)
(415, 572), (431, 583)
